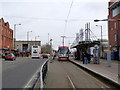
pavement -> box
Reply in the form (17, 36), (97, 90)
(70, 57), (120, 87)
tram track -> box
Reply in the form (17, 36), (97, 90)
(69, 62), (110, 89)
(44, 60), (112, 88)
(58, 61), (76, 89)
(65, 72), (76, 89)
(59, 61), (110, 89)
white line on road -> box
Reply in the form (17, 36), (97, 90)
(24, 68), (39, 88)
(23, 59), (49, 89)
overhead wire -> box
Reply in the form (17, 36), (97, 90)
(63, 0), (74, 35)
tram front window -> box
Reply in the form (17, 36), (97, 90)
(59, 48), (69, 54)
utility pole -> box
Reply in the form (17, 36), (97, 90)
(35, 36), (40, 45)
(27, 31), (32, 52)
(50, 39), (53, 55)
(61, 36), (66, 47)
(14, 24), (21, 49)
(27, 31), (32, 43)
(14, 24), (16, 49)
(48, 33), (50, 45)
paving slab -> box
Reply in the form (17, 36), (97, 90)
(70, 58), (120, 86)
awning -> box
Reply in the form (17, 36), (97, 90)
(20, 50), (28, 52)
(71, 41), (100, 50)
(11, 49), (19, 52)
(2, 48), (9, 50)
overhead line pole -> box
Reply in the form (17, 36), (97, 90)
(61, 36), (66, 47)
(61, 0), (73, 47)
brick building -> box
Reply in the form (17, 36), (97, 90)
(0, 19), (2, 49)
(0, 18), (13, 53)
(108, 0), (120, 60)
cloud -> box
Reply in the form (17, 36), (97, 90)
(1, 1), (109, 49)
(0, 0), (110, 3)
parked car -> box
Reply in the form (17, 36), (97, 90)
(5, 53), (16, 61)
(2, 53), (5, 58)
(42, 54), (49, 59)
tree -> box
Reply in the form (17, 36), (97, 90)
(41, 44), (51, 54)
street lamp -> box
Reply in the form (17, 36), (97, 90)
(27, 31), (32, 43)
(94, 18), (120, 77)
(96, 25), (102, 42)
(48, 33), (50, 44)
(35, 36), (40, 41)
(96, 25), (103, 58)
(94, 18), (120, 56)
(27, 31), (32, 52)
(14, 23), (21, 49)
(50, 39), (53, 55)
(94, 19), (120, 22)
(35, 36), (40, 45)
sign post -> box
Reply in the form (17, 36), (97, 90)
(105, 50), (111, 67)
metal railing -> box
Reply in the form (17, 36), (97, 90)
(40, 60), (48, 88)
(24, 59), (48, 89)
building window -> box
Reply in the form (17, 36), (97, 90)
(112, 6), (120, 17)
(114, 33), (117, 41)
(114, 22), (116, 29)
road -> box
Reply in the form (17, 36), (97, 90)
(44, 60), (110, 88)
(2, 57), (47, 88)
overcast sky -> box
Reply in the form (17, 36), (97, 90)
(0, 0), (110, 50)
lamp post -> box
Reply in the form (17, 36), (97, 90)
(35, 36), (40, 45)
(27, 31), (32, 43)
(61, 36), (66, 47)
(27, 31), (32, 52)
(94, 18), (120, 77)
(96, 25), (103, 58)
(94, 19), (120, 22)
(48, 33), (50, 44)
(94, 19), (120, 58)
(14, 23), (21, 49)
(50, 39), (53, 55)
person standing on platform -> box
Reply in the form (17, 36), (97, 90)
(83, 51), (88, 64)
(93, 45), (100, 64)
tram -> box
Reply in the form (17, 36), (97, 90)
(57, 46), (70, 61)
